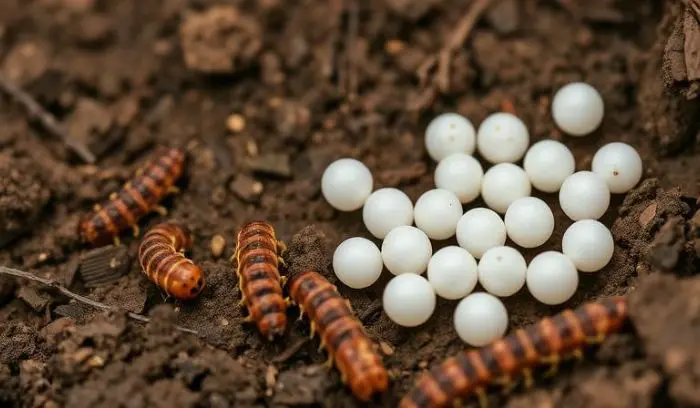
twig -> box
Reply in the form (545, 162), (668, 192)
(0, 75), (96, 164)
(0, 266), (198, 335)
(272, 337), (310, 363)
(417, 0), (495, 92)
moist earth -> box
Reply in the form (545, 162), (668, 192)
(1, 0), (699, 407)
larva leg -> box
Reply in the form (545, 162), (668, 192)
(109, 192), (118, 200)
(586, 334), (606, 344)
(243, 314), (255, 323)
(318, 340), (326, 352)
(284, 297), (293, 306)
(153, 205), (168, 216)
(277, 240), (287, 254)
(522, 368), (534, 388)
(239, 296), (247, 306)
(93, 204), (102, 211)
(167, 186), (180, 194)
(570, 348), (584, 361)
(280, 276), (288, 286)
(135, 168), (144, 177)
(113, 236), (121, 246)
(324, 355), (334, 369)
(495, 376), (515, 394)
(475, 387), (488, 408)
(132, 224), (140, 237)
(540, 355), (560, 377)
(277, 256), (287, 267)
(453, 399), (464, 408)
(309, 322), (316, 337)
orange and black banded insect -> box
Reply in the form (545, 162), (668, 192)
(399, 296), (629, 408)
(79, 147), (186, 247)
(138, 222), (204, 301)
(287, 270), (389, 401)
(233, 221), (287, 340)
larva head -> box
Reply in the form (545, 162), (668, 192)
(167, 264), (205, 300)
(259, 312), (287, 340)
(78, 214), (111, 247)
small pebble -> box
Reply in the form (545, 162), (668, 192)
(210, 235), (226, 258)
(247, 153), (292, 178)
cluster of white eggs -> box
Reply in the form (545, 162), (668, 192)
(322, 82), (643, 347)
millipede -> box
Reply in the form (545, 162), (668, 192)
(233, 221), (287, 340)
(138, 222), (204, 300)
(79, 146), (186, 247)
(399, 296), (629, 408)
(286, 270), (389, 401)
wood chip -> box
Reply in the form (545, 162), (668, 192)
(639, 202), (658, 228)
(246, 153), (292, 178)
(17, 286), (49, 311)
(79, 245), (131, 287)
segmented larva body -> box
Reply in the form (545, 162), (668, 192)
(79, 147), (186, 247)
(287, 270), (389, 401)
(138, 222), (205, 300)
(399, 296), (629, 408)
(234, 221), (287, 340)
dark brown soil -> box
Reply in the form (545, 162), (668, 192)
(1, 0), (699, 407)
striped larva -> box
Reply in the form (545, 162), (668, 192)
(399, 296), (629, 408)
(138, 222), (204, 300)
(79, 147), (185, 247)
(233, 221), (287, 340)
(286, 270), (389, 401)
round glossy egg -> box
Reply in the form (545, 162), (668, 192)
(552, 82), (604, 136)
(414, 189), (463, 240)
(481, 163), (531, 214)
(523, 140), (575, 193)
(333, 237), (383, 289)
(478, 246), (527, 297)
(477, 112), (530, 164)
(383, 274), (436, 327)
(427, 246), (478, 300)
(456, 208), (507, 259)
(434, 153), (483, 204)
(562, 220), (614, 272)
(504, 197), (554, 248)
(592, 142), (643, 194)
(526, 251), (579, 305)
(454, 293), (508, 346)
(321, 158), (373, 211)
(362, 188), (414, 239)
(559, 171), (610, 220)
(425, 113), (476, 162)
(381, 226), (433, 275)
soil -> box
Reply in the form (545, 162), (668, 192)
(1, 0), (700, 407)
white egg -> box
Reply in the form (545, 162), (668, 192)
(383, 274), (436, 327)
(381, 226), (433, 275)
(454, 292), (508, 346)
(427, 246), (478, 300)
(434, 153), (484, 204)
(504, 197), (555, 248)
(321, 158), (373, 211)
(592, 142), (643, 194)
(562, 220), (614, 272)
(425, 113), (476, 162)
(332, 237), (384, 289)
(526, 251), (579, 305)
(362, 188), (414, 239)
(477, 112), (530, 164)
(481, 163), (531, 214)
(456, 208), (507, 259)
(414, 189), (463, 240)
(552, 82), (604, 136)
(559, 171), (610, 221)
(523, 140), (576, 193)
(477, 246), (527, 297)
